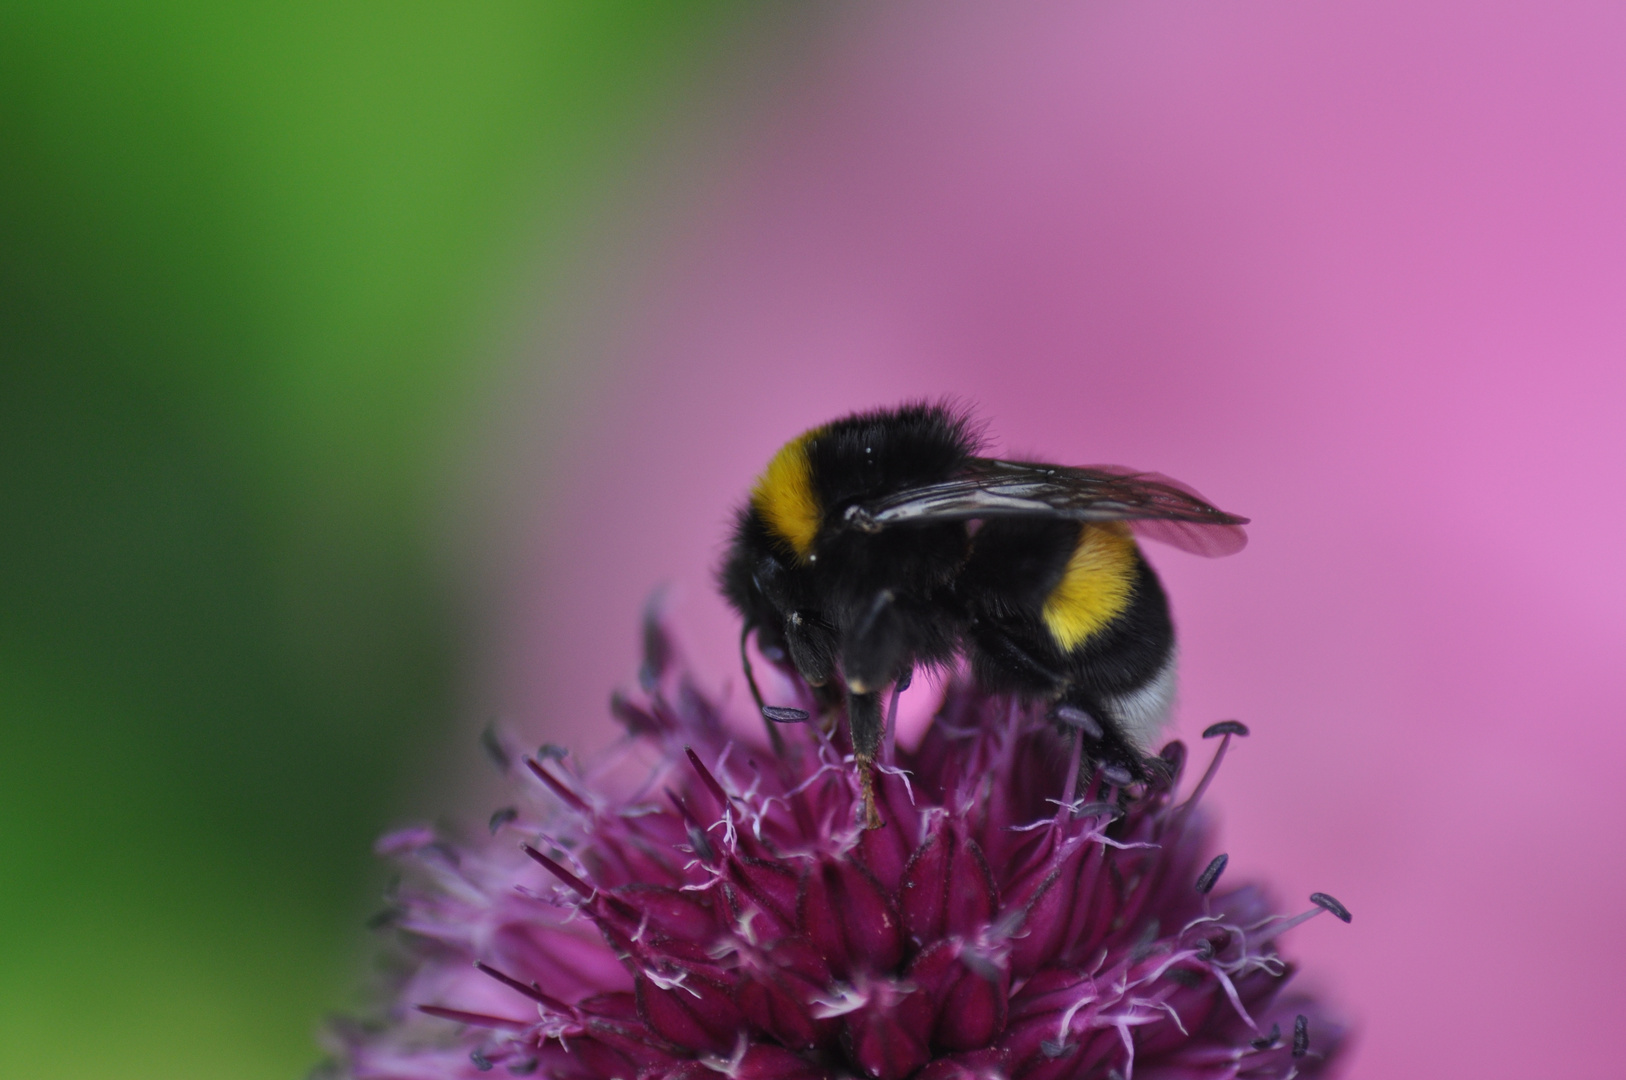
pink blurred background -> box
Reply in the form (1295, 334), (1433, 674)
(470, 4), (1626, 1077)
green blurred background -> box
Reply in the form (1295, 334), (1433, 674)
(0, 4), (765, 1075)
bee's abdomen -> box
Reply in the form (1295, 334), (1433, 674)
(1062, 549), (1174, 690)
(1040, 523), (1139, 651)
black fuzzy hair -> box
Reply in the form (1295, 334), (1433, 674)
(802, 399), (981, 512)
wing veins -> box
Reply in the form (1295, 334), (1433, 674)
(846, 459), (1248, 556)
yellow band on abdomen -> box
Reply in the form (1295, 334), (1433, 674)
(1040, 523), (1138, 651)
(750, 429), (823, 560)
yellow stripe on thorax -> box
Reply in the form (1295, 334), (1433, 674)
(1041, 522), (1138, 651)
(750, 428), (823, 560)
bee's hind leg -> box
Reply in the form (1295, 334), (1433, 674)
(847, 690), (885, 830)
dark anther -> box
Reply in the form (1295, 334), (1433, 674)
(895, 666), (913, 692)
(1038, 1039), (1074, 1059)
(365, 906), (402, 930)
(507, 1059), (539, 1076)
(1129, 919), (1162, 963)
(1251, 1022), (1281, 1050)
(639, 590), (674, 692)
(686, 822), (716, 863)
(1202, 720), (1250, 739)
(1310, 892), (1352, 923)
(762, 705), (810, 724)
(480, 722), (511, 770)
(488, 807), (518, 835)
(1097, 762), (1134, 787)
(1293, 1014), (1309, 1057)
(1053, 705), (1103, 739)
(1195, 853), (1229, 894)
(1073, 801), (1124, 821)
(537, 743), (568, 760)
(1193, 927), (1230, 961)
(1163, 968), (1202, 988)
(471, 1050), (494, 1072)
(610, 691), (660, 735)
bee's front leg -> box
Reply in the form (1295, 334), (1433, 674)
(847, 690), (885, 830)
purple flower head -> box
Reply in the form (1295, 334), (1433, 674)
(331, 619), (1348, 1080)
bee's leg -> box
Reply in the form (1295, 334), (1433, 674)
(784, 610), (838, 690)
(847, 689), (885, 829)
(968, 620), (1069, 692)
(843, 590), (904, 696)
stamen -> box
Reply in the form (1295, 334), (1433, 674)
(1057, 727), (1086, 814)
(1178, 724), (1247, 817)
(525, 758), (590, 814)
(1253, 893), (1354, 945)
(1293, 1014), (1309, 1057)
(762, 706), (809, 724)
(740, 622), (786, 755)
(1310, 892), (1352, 923)
(1250, 1021), (1281, 1050)
(471, 1050), (494, 1071)
(685, 747), (734, 810)
(883, 673), (907, 764)
(521, 845), (594, 899)
(1195, 853), (1228, 894)
(417, 1005), (528, 1030)
(666, 789), (719, 862)
(474, 961), (569, 1011)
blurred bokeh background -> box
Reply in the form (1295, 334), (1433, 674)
(0, 3), (798, 1076)
(5, 4), (1626, 1078)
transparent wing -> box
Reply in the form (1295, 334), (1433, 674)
(842, 458), (1248, 557)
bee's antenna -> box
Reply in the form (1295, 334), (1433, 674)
(740, 623), (788, 755)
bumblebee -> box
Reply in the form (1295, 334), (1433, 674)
(719, 403), (1247, 827)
